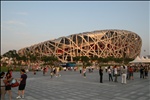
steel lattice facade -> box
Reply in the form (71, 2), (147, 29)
(18, 29), (142, 62)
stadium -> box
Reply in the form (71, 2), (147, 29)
(18, 29), (142, 62)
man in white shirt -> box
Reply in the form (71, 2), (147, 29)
(114, 65), (118, 82)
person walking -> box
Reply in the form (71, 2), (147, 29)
(53, 67), (56, 76)
(50, 66), (54, 78)
(32, 66), (36, 75)
(16, 69), (27, 99)
(114, 65), (118, 82)
(121, 66), (127, 84)
(126, 66), (130, 80)
(144, 66), (149, 79)
(82, 67), (86, 78)
(108, 66), (113, 82)
(79, 66), (82, 74)
(99, 66), (103, 83)
(56, 67), (61, 77)
(129, 66), (134, 80)
(43, 67), (46, 76)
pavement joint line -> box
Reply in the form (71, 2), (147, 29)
(65, 79), (117, 87)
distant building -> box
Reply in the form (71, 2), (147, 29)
(18, 29), (142, 62)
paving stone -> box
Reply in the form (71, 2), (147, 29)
(3, 70), (149, 100)
(137, 96), (149, 100)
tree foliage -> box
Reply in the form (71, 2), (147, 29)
(3, 50), (18, 58)
(41, 55), (58, 65)
(73, 56), (80, 62)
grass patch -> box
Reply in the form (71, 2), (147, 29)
(1, 66), (22, 72)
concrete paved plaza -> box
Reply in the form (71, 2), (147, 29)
(5, 69), (150, 100)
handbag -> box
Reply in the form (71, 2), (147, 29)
(11, 79), (19, 87)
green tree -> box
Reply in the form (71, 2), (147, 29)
(97, 57), (104, 63)
(3, 50), (18, 58)
(80, 56), (90, 66)
(73, 56), (80, 63)
(107, 56), (115, 62)
(30, 55), (37, 63)
(114, 58), (123, 64)
(3, 50), (21, 66)
(41, 56), (50, 65)
(41, 55), (59, 66)
(90, 55), (98, 63)
(124, 57), (134, 64)
(86, 62), (92, 66)
(49, 56), (59, 66)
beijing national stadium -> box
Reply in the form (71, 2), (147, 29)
(18, 29), (142, 62)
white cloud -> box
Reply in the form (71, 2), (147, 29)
(5, 20), (26, 26)
(16, 12), (28, 15)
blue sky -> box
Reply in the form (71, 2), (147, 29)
(1, 1), (150, 56)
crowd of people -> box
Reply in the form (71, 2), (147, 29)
(0, 63), (149, 99)
(98, 64), (149, 84)
(30, 65), (61, 78)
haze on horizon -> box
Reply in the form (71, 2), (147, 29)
(1, 1), (150, 57)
